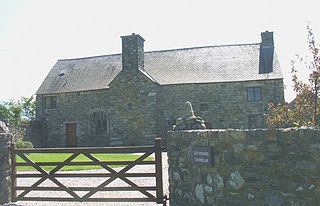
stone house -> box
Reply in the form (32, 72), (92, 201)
(33, 31), (284, 147)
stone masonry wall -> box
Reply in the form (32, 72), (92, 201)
(36, 90), (110, 147)
(0, 133), (11, 204)
(34, 78), (283, 147)
(35, 69), (158, 147)
(158, 79), (283, 134)
(167, 129), (320, 206)
(108, 69), (158, 146)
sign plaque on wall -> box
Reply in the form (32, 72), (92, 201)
(192, 146), (214, 166)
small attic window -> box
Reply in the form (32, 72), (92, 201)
(59, 70), (67, 76)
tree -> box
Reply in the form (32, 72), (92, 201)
(7, 100), (23, 128)
(0, 104), (11, 122)
(267, 26), (320, 128)
(0, 96), (36, 131)
(21, 96), (36, 121)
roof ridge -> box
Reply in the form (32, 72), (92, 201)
(58, 53), (122, 61)
(145, 42), (260, 54)
(57, 42), (260, 61)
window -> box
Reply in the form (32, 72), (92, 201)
(248, 114), (263, 129)
(247, 87), (262, 101)
(90, 110), (109, 136)
(165, 116), (172, 128)
(45, 96), (57, 109)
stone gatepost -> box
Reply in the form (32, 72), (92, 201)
(0, 133), (12, 204)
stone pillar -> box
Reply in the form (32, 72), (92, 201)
(0, 133), (12, 204)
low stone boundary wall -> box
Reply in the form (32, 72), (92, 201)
(0, 133), (12, 204)
(167, 128), (320, 206)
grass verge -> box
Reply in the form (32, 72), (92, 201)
(16, 153), (153, 171)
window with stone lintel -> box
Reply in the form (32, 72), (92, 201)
(44, 96), (57, 109)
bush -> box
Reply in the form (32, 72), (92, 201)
(16, 140), (34, 149)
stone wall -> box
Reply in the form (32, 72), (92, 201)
(158, 79), (284, 140)
(25, 120), (42, 147)
(167, 129), (320, 206)
(0, 133), (11, 204)
(108, 69), (158, 146)
(35, 69), (158, 147)
(36, 90), (109, 147)
(34, 77), (283, 148)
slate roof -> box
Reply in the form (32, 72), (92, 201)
(36, 43), (283, 95)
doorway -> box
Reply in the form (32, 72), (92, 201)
(66, 123), (77, 147)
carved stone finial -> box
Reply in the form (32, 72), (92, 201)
(173, 101), (206, 131)
(185, 101), (195, 117)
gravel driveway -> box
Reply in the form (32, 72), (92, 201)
(3, 153), (169, 206)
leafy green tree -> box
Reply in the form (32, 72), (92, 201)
(0, 96), (36, 132)
(0, 103), (11, 122)
(21, 96), (36, 121)
(7, 100), (24, 128)
(268, 26), (320, 128)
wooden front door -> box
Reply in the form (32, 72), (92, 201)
(66, 123), (77, 147)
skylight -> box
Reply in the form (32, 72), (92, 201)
(59, 70), (67, 76)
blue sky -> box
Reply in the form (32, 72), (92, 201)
(0, 0), (320, 102)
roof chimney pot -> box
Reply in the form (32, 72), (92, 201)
(121, 33), (145, 71)
(261, 31), (274, 47)
(259, 31), (274, 74)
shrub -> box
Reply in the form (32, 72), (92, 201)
(16, 140), (34, 149)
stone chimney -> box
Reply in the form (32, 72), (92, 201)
(259, 31), (274, 74)
(121, 33), (145, 71)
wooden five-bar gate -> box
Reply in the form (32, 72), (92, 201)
(11, 138), (167, 205)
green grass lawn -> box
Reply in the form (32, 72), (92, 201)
(17, 153), (153, 171)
